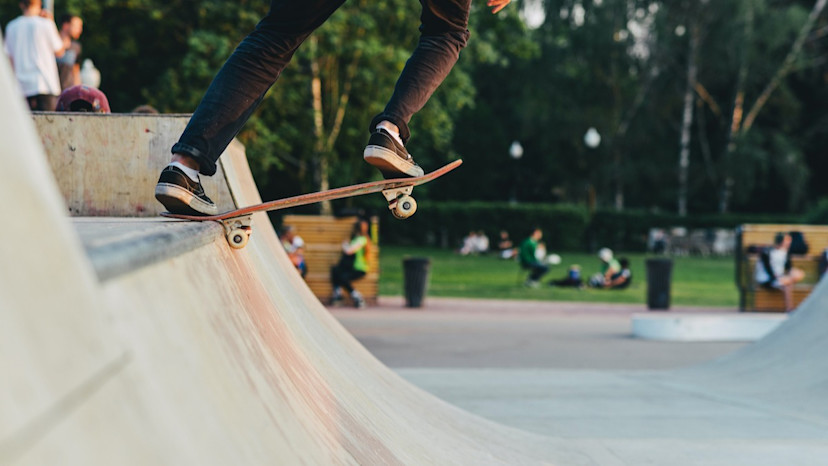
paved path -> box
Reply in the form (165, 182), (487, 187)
(332, 297), (828, 465)
(332, 297), (746, 370)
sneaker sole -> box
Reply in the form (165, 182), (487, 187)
(155, 183), (218, 216)
(364, 146), (424, 178)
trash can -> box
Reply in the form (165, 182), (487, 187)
(403, 257), (430, 308)
(646, 258), (673, 310)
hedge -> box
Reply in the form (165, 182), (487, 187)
(376, 201), (590, 251)
(284, 199), (809, 252)
(374, 202), (805, 252)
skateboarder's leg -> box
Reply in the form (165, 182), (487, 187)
(364, 0), (471, 178)
(157, 0), (345, 215)
(173, 0), (346, 177)
(373, 0), (471, 142)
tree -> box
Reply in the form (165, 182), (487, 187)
(718, 0), (826, 213)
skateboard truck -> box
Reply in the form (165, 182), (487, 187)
(220, 215), (252, 249)
(381, 186), (417, 219)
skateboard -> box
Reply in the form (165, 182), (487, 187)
(161, 159), (462, 249)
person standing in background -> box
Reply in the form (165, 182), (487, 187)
(4, 0), (68, 110)
(56, 13), (83, 90)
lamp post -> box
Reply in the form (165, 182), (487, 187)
(583, 128), (600, 212)
(584, 127), (601, 149)
(509, 141), (523, 204)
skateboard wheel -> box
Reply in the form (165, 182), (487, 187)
(228, 228), (249, 249)
(394, 195), (417, 219)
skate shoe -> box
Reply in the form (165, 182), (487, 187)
(154, 165), (218, 216)
(364, 128), (424, 179)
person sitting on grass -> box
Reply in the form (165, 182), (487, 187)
(550, 264), (583, 288)
(603, 257), (632, 289)
(497, 230), (516, 259)
(755, 232), (805, 311)
(588, 247), (621, 288)
(518, 228), (549, 288)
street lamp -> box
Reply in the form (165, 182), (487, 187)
(583, 128), (601, 212)
(509, 141), (523, 204)
(509, 140), (524, 159)
(584, 127), (601, 149)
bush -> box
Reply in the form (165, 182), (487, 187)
(804, 198), (828, 225)
(378, 202), (590, 251)
(587, 209), (803, 252)
(340, 199), (805, 251)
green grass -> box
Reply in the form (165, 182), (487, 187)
(378, 246), (739, 307)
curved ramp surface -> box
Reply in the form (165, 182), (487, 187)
(0, 49), (588, 465)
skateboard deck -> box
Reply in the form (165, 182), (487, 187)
(161, 159), (462, 248)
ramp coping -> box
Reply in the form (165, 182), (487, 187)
(73, 217), (223, 281)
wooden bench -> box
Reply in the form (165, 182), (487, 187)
(281, 215), (380, 306)
(736, 224), (828, 312)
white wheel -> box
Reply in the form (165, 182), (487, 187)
(394, 195), (417, 219)
(228, 228), (249, 249)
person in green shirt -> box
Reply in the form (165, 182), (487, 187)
(518, 228), (549, 288)
(588, 247), (622, 288)
(330, 220), (371, 308)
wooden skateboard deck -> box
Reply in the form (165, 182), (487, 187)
(161, 159), (462, 248)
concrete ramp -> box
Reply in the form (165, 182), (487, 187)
(0, 45), (588, 465)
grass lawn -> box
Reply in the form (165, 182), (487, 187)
(378, 246), (739, 308)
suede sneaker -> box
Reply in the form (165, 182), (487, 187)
(154, 165), (218, 216)
(363, 128), (424, 178)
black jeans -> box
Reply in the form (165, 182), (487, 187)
(524, 263), (549, 282)
(173, 0), (471, 176)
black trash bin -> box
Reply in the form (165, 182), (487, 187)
(646, 258), (673, 310)
(403, 257), (430, 308)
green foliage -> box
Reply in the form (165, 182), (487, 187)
(1, 0), (825, 215)
(364, 201), (802, 251)
(375, 201), (590, 250)
(586, 208), (802, 251)
(804, 198), (828, 225)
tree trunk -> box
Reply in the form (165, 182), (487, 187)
(719, 0), (753, 214)
(309, 36), (332, 215)
(677, 23), (699, 217)
(307, 34), (364, 215)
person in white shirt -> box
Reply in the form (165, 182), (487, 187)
(4, 0), (68, 110)
(755, 232), (805, 311)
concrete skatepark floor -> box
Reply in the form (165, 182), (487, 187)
(332, 297), (746, 370)
(333, 298), (828, 464)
